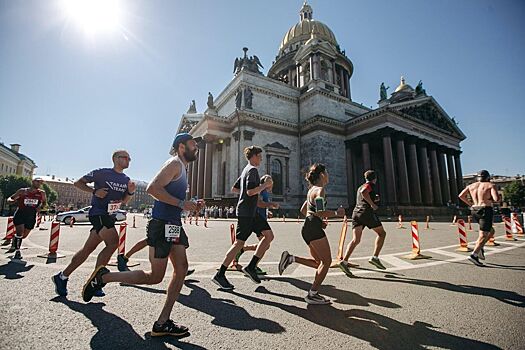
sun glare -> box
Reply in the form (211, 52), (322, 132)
(62, 0), (123, 36)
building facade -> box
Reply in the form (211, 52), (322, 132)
(35, 175), (92, 209)
(0, 143), (37, 177)
(177, 3), (466, 215)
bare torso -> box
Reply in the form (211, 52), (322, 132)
(468, 182), (496, 207)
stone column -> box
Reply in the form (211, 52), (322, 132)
(362, 141), (371, 170)
(288, 68), (294, 86)
(446, 152), (458, 203)
(395, 138), (411, 205)
(429, 146), (443, 205)
(204, 141), (214, 198)
(197, 140), (206, 199)
(417, 143), (433, 205)
(285, 157), (290, 192)
(313, 54), (320, 80)
(296, 65), (301, 87)
(224, 138), (231, 194)
(345, 141), (355, 207)
(309, 55), (314, 81)
(191, 159), (198, 198)
(382, 134), (397, 204)
(216, 143), (223, 195)
(407, 141), (422, 205)
(437, 150), (450, 203)
(454, 152), (464, 193)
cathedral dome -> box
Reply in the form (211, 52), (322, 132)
(394, 76), (414, 92)
(278, 2), (338, 56)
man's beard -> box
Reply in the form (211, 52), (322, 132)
(184, 148), (198, 162)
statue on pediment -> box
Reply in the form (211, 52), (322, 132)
(380, 82), (389, 100)
(187, 100), (197, 114)
(233, 48), (264, 75)
(415, 80), (427, 96)
(244, 87), (253, 109)
(235, 88), (242, 108)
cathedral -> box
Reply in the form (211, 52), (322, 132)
(177, 2), (466, 216)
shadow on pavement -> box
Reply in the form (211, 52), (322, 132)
(0, 260), (34, 279)
(50, 297), (206, 350)
(361, 274), (525, 307)
(232, 288), (501, 350)
(178, 279), (285, 334)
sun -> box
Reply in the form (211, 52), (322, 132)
(61, 0), (123, 36)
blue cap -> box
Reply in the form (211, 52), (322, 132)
(172, 133), (202, 149)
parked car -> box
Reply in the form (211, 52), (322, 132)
(56, 206), (127, 224)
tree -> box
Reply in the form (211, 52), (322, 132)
(42, 183), (58, 206)
(0, 175), (57, 212)
(503, 181), (525, 207)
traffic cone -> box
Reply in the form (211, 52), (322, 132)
(455, 219), (472, 252)
(402, 221), (432, 260)
(511, 213), (524, 237)
(1, 217), (15, 246)
(504, 217), (517, 241)
(37, 221), (65, 259)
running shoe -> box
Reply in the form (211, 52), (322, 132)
(117, 254), (130, 272)
(338, 261), (354, 277)
(5, 246), (15, 254)
(478, 248), (485, 260)
(52, 273), (68, 297)
(151, 319), (189, 337)
(94, 289), (106, 297)
(186, 268), (195, 277)
(468, 254), (484, 267)
(242, 266), (261, 284)
(278, 251), (293, 275)
(82, 266), (109, 302)
(368, 257), (386, 270)
(255, 266), (267, 275)
(13, 250), (22, 260)
(304, 292), (331, 305)
(212, 273), (234, 290)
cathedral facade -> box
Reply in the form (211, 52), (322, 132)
(177, 3), (465, 216)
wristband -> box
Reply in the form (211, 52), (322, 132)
(126, 191), (135, 196)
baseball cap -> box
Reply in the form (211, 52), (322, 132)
(33, 177), (44, 182)
(172, 133), (202, 149)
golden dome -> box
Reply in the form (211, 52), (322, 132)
(279, 19), (338, 54)
(394, 76), (414, 93)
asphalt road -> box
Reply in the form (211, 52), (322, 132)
(0, 216), (524, 350)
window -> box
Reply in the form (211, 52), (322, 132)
(271, 159), (283, 195)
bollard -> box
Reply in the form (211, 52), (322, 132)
(69, 217), (75, 227)
(132, 215), (136, 228)
(450, 215), (457, 226)
(511, 213), (523, 236)
(424, 215), (431, 230)
(455, 219), (472, 252)
(504, 217), (517, 241)
(118, 222), (127, 255)
(1, 217), (15, 246)
(37, 221), (65, 259)
(467, 215), (473, 231)
(402, 221), (432, 260)
(397, 214), (405, 229)
(36, 213), (42, 228)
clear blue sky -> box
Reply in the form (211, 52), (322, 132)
(1, 0), (524, 181)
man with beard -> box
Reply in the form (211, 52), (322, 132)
(82, 133), (204, 338)
(7, 177), (47, 260)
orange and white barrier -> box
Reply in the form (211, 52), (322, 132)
(118, 222), (127, 255)
(37, 221), (65, 259)
(402, 221), (431, 260)
(425, 215), (431, 230)
(69, 217), (75, 227)
(450, 215), (457, 226)
(397, 214), (405, 229)
(2, 217), (15, 243)
(456, 219), (471, 252)
(511, 213), (523, 236)
(467, 216), (473, 231)
(204, 216), (208, 228)
(36, 213), (42, 228)
(504, 216), (516, 241)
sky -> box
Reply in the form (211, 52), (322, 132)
(1, 0), (524, 182)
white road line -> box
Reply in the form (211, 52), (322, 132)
(428, 249), (470, 260)
(380, 255), (414, 268)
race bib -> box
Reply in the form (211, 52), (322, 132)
(107, 202), (121, 214)
(165, 224), (181, 243)
(24, 198), (39, 207)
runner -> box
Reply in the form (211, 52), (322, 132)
(52, 150), (135, 297)
(6, 177), (47, 260)
(338, 170), (387, 275)
(233, 174), (279, 275)
(278, 163), (345, 304)
(458, 169), (499, 266)
(212, 146), (274, 290)
(81, 133), (204, 338)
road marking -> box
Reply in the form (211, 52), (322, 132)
(428, 249), (470, 260)
(380, 255), (414, 268)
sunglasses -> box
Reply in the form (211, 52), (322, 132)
(118, 155), (131, 161)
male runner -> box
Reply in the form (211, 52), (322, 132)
(82, 133), (204, 338)
(458, 169), (499, 266)
(212, 146), (273, 289)
(339, 170), (387, 275)
(7, 177), (47, 259)
(233, 174), (279, 274)
(52, 150), (135, 296)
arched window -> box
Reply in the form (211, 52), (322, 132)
(271, 159), (283, 195)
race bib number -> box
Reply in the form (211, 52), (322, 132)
(24, 198), (39, 207)
(107, 202), (121, 214)
(165, 224), (181, 243)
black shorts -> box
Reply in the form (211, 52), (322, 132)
(13, 210), (37, 230)
(352, 208), (382, 229)
(236, 216), (272, 242)
(146, 218), (189, 259)
(301, 215), (326, 245)
(471, 206), (493, 232)
(89, 215), (117, 234)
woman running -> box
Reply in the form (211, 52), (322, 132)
(278, 163), (345, 304)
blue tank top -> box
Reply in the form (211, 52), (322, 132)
(151, 157), (187, 224)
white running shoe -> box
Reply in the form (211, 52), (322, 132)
(304, 292), (331, 305)
(278, 251), (293, 275)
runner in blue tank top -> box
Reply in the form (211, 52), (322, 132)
(82, 133), (205, 338)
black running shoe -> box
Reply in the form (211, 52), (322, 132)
(212, 273), (234, 290)
(13, 250), (22, 260)
(151, 319), (189, 337)
(117, 254), (130, 272)
(186, 268), (195, 277)
(479, 248), (485, 260)
(242, 266), (261, 284)
(82, 266), (109, 302)
(468, 254), (484, 267)
(52, 273), (68, 297)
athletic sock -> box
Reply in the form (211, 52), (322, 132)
(218, 264), (227, 276)
(14, 235), (22, 250)
(247, 255), (260, 270)
(308, 289), (318, 296)
(59, 272), (68, 280)
(373, 256), (379, 260)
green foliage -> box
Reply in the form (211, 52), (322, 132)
(0, 174), (31, 198)
(503, 181), (525, 207)
(41, 183), (58, 205)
